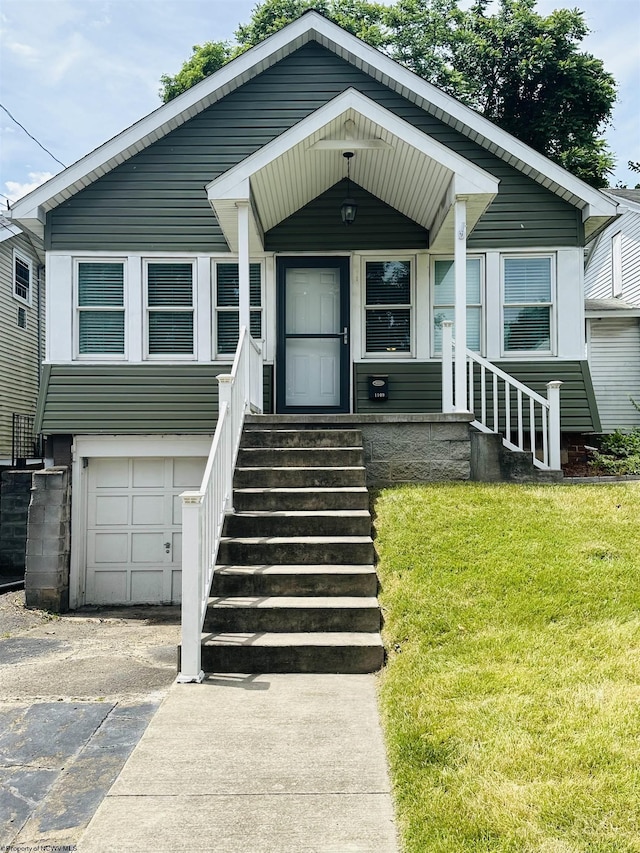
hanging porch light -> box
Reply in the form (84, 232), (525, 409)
(340, 151), (357, 225)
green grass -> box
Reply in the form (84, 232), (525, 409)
(375, 483), (640, 853)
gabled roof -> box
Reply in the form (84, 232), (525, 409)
(9, 10), (618, 239)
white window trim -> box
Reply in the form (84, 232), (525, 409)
(361, 256), (415, 359)
(144, 259), (197, 361)
(13, 249), (32, 306)
(611, 231), (623, 298)
(500, 253), (556, 357)
(430, 255), (485, 357)
(74, 258), (127, 360)
(211, 258), (264, 360)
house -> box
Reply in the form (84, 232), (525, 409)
(0, 216), (44, 463)
(9, 12), (620, 616)
(585, 188), (640, 431)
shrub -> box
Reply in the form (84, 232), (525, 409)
(590, 428), (640, 475)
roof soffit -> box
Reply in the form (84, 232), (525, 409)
(8, 11), (618, 229)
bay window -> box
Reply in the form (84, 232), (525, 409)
(502, 256), (553, 353)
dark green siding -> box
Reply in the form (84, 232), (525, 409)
(36, 364), (273, 434)
(354, 361), (599, 432)
(266, 179), (428, 251)
(47, 43), (580, 252)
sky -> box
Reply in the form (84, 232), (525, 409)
(0, 0), (639, 211)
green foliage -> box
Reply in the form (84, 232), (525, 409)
(160, 41), (233, 102)
(159, 0), (617, 186)
(591, 428), (640, 475)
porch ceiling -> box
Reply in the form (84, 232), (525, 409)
(207, 90), (499, 254)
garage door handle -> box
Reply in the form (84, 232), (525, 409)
(164, 542), (171, 553)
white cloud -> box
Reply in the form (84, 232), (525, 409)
(5, 171), (54, 203)
(5, 40), (39, 61)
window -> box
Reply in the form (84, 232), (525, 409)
(432, 258), (483, 354)
(77, 261), (125, 355)
(17, 307), (26, 329)
(146, 262), (194, 356)
(214, 262), (262, 356)
(13, 250), (32, 305)
(503, 256), (553, 353)
(364, 260), (412, 355)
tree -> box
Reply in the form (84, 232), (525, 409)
(159, 0), (617, 187)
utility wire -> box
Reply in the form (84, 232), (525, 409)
(0, 102), (66, 168)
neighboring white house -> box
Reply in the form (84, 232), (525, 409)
(585, 189), (640, 431)
(0, 217), (44, 462)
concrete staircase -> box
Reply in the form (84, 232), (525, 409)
(200, 425), (384, 673)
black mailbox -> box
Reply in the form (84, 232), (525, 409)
(368, 375), (389, 401)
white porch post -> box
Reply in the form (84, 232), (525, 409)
(454, 198), (468, 411)
(177, 492), (204, 684)
(236, 200), (251, 332)
(442, 321), (454, 413)
(546, 380), (563, 470)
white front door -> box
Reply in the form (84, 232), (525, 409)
(278, 258), (349, 412)
(85, 456), (206, 604)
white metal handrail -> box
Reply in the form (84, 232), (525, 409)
(177, 327), (262, 683)
(442, 321), (562, 470)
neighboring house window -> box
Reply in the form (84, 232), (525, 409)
(13, 250), (32, 305)
(612, 231), (623, 297)
(77, 261), (125, 355)
(364, 259), (412, 355)
(214, 262), (262, 356)
(17, 307), (26, 329)
(502, 256), (554, 353)
(146, 262), (194, 356)
(432, 257), (483, 354)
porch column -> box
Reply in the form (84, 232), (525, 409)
(454, 198), (468, 411)
(236, 200), (251, 333)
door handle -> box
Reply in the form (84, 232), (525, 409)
(343, 326), (348, 345)
(164, 541), (171, 554)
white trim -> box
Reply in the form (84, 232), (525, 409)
(500, 253), (556, 357)
(8, 12), (618, 231)
(431, 254), (485, 357)
(143, 258), (197, 360)
(12, 248), (33, 306)
(73, 257), (127, 360)
(361, 256), (415, 358)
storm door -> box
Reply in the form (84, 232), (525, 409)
(276, 258), (350, 413)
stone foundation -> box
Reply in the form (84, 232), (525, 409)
(0, 470), (33, 585)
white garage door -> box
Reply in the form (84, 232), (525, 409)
(85, 456), (206, 605)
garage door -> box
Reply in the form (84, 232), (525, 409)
(85, 456), (207, 605)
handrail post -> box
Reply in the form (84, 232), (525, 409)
(442, 321), (454, 413)
(177, 492), (204, 683)
(217, 376), (234, 512)
(546, 381), (563, 470)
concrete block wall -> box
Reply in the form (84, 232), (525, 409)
(25, 467), (71, 612)
(360, 417), (472, 485)
(0, 470), (33, 584)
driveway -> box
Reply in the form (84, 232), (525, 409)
(0, 591), (180, 852)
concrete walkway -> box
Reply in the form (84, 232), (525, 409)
(78, 673), (399, 853)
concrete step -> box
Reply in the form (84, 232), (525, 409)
(223, 510), (371, 538)
(241, 429), (363, 449)
(237, 447), (365, 468)
(217, 535), (375, 566)
(233, 487), (370, 512)
(204, 596), (381, 633)
(199, 632), (385, 674)
(234, 466), (367, 488)
(212, 564), (379, 597)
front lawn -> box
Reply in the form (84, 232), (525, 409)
(375, 483), (640, 853)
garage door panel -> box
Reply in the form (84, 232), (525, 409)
(171, 571), (182, 603)
(131, 532), (166, 563)
(92, 458), (129, 488)
(93, 495), (129, 526)
(132, 494), (165, 525)
(93, 571), (128, 604)
(173, 457), (206, 487)
(132, 458), (165, 488)
(131, 571), (164, 603)
(93, 532), (129, 563)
